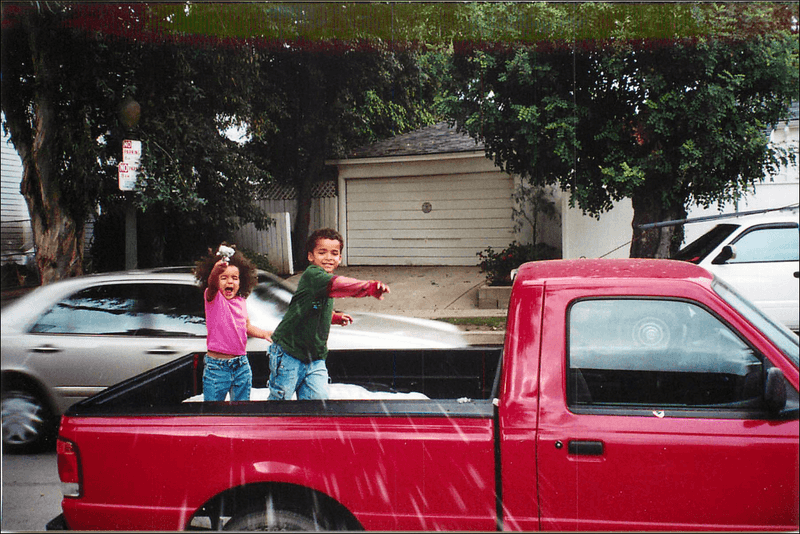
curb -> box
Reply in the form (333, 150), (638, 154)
(463, 330), (505, 346)
(477, 285), (512, 309)
(390, 308), (508, 320)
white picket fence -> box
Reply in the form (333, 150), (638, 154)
(232, 193), (338, 275)
(234, 211), (294, 275)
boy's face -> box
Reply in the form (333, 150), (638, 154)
(218, 264), (241, 299)
(308, 238), (342, 273)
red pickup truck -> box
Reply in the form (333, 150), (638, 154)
(50, 259), (799, 531)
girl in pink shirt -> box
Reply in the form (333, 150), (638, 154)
(194, 245), (272, 401)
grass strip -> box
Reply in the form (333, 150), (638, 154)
(439, 316), (507, 329)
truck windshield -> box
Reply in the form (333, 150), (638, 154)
(673, 224), (738, 263)
(713, 278), (799, 367)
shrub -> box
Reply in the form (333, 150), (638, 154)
(477, 241), (559, 286)
(241, 248), (276, 274)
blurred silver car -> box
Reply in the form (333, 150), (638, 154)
(1, 267), (466, 452)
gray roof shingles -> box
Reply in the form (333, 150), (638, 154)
(347, 121), (484, 159)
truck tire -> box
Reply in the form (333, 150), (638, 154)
(223, 508), (324, 531)
(1, 389), (54, 453)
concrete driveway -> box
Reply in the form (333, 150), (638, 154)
(289, 265), (505, 318)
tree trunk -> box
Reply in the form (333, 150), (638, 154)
(19, 21), (84, 285)
(293, 179), (313, 270)
(629, 190), (686, 259)
(291, 60), (327, 270)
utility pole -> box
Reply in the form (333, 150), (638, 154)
(118, 95), (141, 270)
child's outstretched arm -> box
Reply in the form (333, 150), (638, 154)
(328, 276), (390, 300)
(205, 259), (228, 301)
(246, 319), (272, 342)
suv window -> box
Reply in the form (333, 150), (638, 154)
(140, 283), (206, 337)
(673, 223), (738, 263)
(568, 299), (765, 410)
(728, 225), (799, 263)
(30, 284), (143, 335)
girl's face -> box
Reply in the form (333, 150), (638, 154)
(308, 238), (342, 273)
(218, 264), (241, 299)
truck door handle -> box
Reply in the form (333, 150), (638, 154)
(568, 440), (604, 456)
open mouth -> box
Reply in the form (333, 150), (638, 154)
(223, 286), (236, 298)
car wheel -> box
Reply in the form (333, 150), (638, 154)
(224, 508), (325, 531)
(1, 389), (55, 453)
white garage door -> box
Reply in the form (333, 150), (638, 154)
(346, 171), (514, 265)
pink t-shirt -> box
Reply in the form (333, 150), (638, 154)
(204, 288), (248, 356)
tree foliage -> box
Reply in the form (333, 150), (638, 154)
(438, 2), (799, 257)
(2, 3), (272, 278)
(2, 2), (440, 279)
(243, 41), (438, 265)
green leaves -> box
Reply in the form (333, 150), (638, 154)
(439, 2), (797, 257)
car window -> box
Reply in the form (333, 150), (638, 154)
(728, 225), (799, 263)
(674, 223), (738, 263)
(249, 282), (292, 316)
(140, 283), (206, 337)
(30, 284), (143, 335)
(568, 299), (766, 411)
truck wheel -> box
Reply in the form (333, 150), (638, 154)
(1, 389), (54, 453)
(224, 508), (324, 531)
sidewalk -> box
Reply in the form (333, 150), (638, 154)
(287, 265), (508, 345)
(287, 265), (506, 318)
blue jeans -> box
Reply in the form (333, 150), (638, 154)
(268, 343), (329, 400)
(203, 354), (252, 401)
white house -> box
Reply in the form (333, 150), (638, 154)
(1, 118), (95, 272)
(1, 123), (33, 266)
(562, 104), (800, 259)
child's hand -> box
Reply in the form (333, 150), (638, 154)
(217, 245), (235, 263)
(332, 312), (353, 326)
(370, 281), (390, 300)
(212, 258), (228, 272)
(263, 330), (273, 342)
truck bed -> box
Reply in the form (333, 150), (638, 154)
(64, 347), (503, 417)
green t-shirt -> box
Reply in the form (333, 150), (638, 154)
(272, 265), (335, 362)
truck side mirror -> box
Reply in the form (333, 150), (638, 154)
(712, 245), (736, 265)
(764, 367), (787, 414)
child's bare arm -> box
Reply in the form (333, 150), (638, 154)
(246, 319), (272, 341)
(328, 276), (390, 300)
(205, 259), (228, 301)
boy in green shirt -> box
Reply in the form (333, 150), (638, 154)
(268, 228), (390, 400)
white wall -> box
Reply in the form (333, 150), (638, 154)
(562, 120), (799, 259)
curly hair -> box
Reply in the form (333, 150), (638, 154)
(193, 243), (259, 298)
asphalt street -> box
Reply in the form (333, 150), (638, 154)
(1, 449), (61, 532)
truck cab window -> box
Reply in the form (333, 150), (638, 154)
(567, 299), (765, 411)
